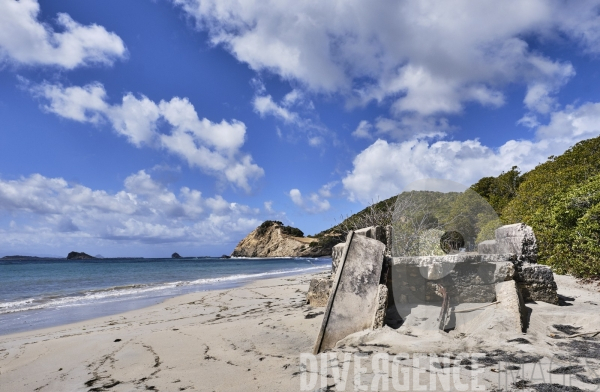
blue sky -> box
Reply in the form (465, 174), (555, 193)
(2, 0), (600, 257)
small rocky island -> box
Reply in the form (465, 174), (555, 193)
(231, 221), (332, 257)
(66, 251), (96, 260)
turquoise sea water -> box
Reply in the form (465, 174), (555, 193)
(0, 257), (331, 335)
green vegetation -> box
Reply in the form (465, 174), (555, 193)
(530, 174), (600, 277)
(470, 166), (524, 218)
(470, 136), (600, 278)
(281, 225), (304, 237)
(256, 220), (304, 237)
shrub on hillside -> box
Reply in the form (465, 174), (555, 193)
(502, 136), (600, 225)
(531, 174), (600, 277)
(256, 220), (304, 237)
(256, 220), (283, 236)
(281, 225), (304, 237)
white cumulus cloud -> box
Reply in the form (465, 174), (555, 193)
(0, 0), (126, 68)
(0, 170), (262, 251)
(342, 100), (600, 203)
(352, 120), (373, 139)
(253, 94), (299, 123)
(289, 188), (330, 213)
(172, 0), (595, 122)
(33, 82), (264, 191)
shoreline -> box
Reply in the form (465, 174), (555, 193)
(0, 258), (331, 336)
(0, 271), (330, 391)
(0, 271), (326, 341)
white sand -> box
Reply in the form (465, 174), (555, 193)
(0, 272), (599, 391)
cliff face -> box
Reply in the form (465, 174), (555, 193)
(231, 223), (329, 257)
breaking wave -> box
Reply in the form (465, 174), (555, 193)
(0, 264), (329, 315)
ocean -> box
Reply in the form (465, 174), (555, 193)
(0, 257), (331, 335)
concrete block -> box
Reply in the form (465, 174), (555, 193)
(478, 239), (498, 254)
(454, 280), (525, 336)
(495, 223), (538, 262)
(515, 263), (558, 304)
(313, 232), (386, 353)
(371, 284), (388, 329)
(331, 243), (346, 275)
(495, 280), (525, 332)
(354, 226), (386, 244)
(306, 278), (333, 307)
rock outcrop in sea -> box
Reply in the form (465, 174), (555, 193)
(231, 221), (330, 257)
(67, 251), (96, 260)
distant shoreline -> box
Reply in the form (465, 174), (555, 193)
(1, 255), (332, 261)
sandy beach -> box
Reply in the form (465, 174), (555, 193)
(1, 272), (600, 392)
(0, 272), (330, 391)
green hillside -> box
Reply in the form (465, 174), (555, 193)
(471, 136), (600, 277)
(312, 189), (499, 254)
(315, 135), (600, 278)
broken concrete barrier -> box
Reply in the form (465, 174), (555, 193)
(515, 263), (559, 304)
(494, 223), (538, 263)
(306, 278), (333, 307)
(495, 280), (526, 332)
(389, 254), (515, 305)
(454, 279), (525, 336)
(313, 232), (386, 353)
(354, 226), (386, 243)
(332, 226), (389, 276)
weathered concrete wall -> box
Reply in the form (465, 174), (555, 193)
(476, 223), (558, 304)
(313, 233), (385, 353)
(389, 254), (515, 305)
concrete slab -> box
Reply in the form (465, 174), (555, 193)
(313, 232), (386, 353)
(455, 280), (525, 336)
(495, 223), (538, 262)
(495, 280), (525, 332)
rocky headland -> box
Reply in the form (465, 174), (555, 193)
(231, 220), (331, 257)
